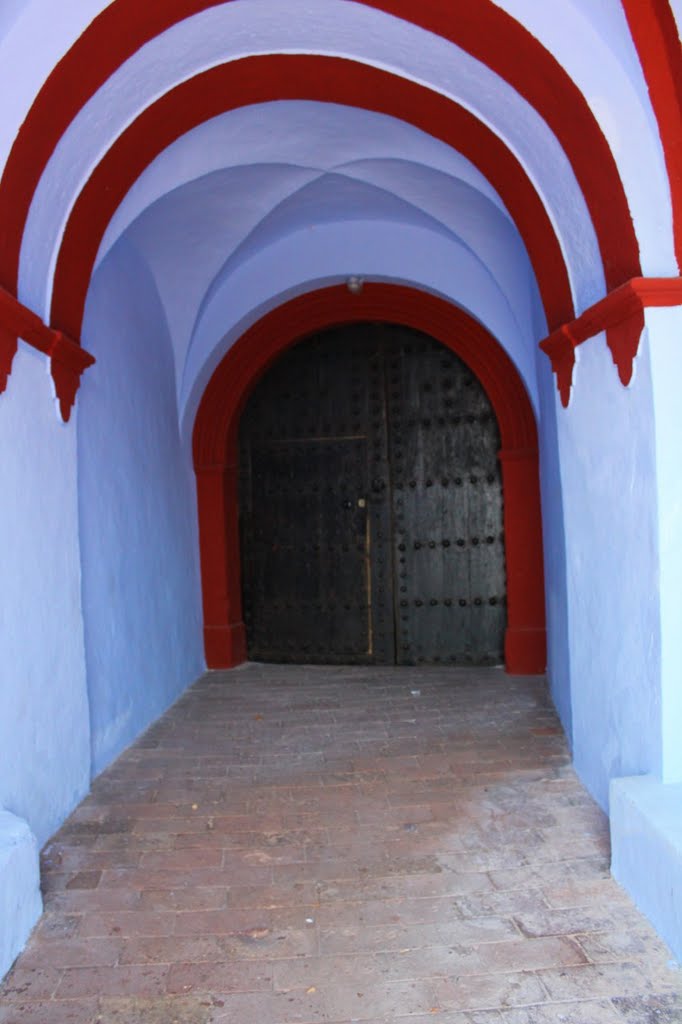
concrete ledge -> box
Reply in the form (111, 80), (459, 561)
(0, 810), (42, 980)
(610, 774), (682, 960)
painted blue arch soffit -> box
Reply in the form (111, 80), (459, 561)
(108, 109), (545, 422)
(96, 102), (513, 267)
(188, 166), (541, 339)
(177, 216), (542, 443)
(118, 166), (543, 423)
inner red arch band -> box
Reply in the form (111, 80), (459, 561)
(193, 282), (546, 675)
(50, 55), (573, 341)
(0, 0), (639, 316)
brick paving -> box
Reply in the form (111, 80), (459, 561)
(2, 664), (681, 1023)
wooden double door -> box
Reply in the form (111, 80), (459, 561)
(238, 323), (506, 665)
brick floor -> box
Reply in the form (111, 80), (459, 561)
(2, 664), (681, 1023)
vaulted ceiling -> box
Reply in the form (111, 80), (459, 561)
(0, 1), (677, 429)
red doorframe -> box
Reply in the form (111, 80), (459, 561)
(192, 283), (546, 674)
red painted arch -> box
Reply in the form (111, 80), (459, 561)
(193, 283), (546, 675)
(622, 0), (682, 272)
(0, 1), (639, 324)
(50, 55), (572, 341)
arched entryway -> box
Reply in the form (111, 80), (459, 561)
(238, 322), (506, 666)
(193, 284), (546, 674)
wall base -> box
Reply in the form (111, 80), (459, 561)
(504, 626), (547, 675)
(610, 775), (682, 961)
(0, 810), (42, 981)
(204, 622), (247, 668)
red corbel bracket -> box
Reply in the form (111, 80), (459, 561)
(538, 324), (579, 408)
(0, 327), (15, 393)
(0, 287), (22, 389)
(0, 285), (95, 421)
(540, 277), (682, 407)
(49, 331), (96, 422)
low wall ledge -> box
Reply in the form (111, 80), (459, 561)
(610, 774), (682, 962)
(0, 809), (43, 982)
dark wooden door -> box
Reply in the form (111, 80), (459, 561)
(239, 323), (506, 665)
(239, 328), (394, 663)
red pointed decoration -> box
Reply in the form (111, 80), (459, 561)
(0, 285), (95, 420)
(538, 324), (578, 408)
(0, 287), (23, 393)
(541, 277), (682, 406)
(0, 328), (16, 394)
(49, 332), (96, 423)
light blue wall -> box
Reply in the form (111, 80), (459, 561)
(79, 238), (205, 776)
(607, 310), (682, 961)
(0, 0), (24, 36)
(557, 332), (661, 811)
(0, 346), (90, 846)
(648, 306), (682, 784)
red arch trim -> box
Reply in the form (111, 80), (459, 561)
(193, 283), (546, 675)
(49, 55), (572, 340)
(0, 1), (638, 314)
(622, 0), (682, 272)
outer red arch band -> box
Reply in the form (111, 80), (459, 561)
(622, 0), (682, 272)
(192, 282), (547, 675)
(0, 0), (639, 322)
(51, 55), (572, 339)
